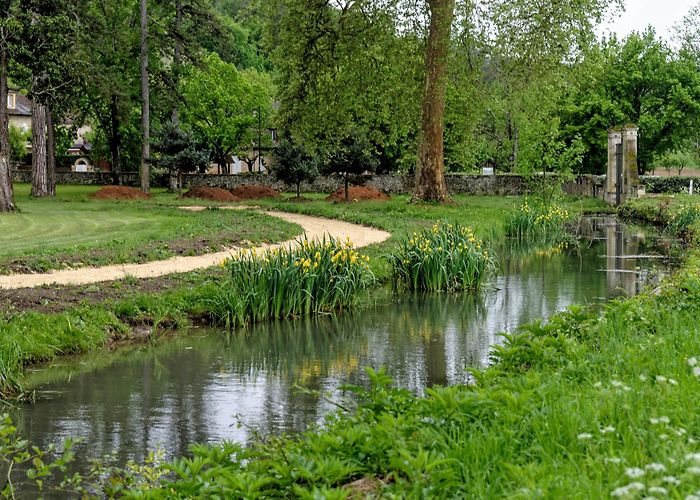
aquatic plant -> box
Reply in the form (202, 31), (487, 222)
(210, 236), (373, 328)
(504, 198), (574, 244)
(388, 222), (496, 292)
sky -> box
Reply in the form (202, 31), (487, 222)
(597, 0), (698, 42)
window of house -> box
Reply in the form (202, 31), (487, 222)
(7, 93), (15, 109)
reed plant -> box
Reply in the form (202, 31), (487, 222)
(504, 197), (574, 244)
(210, 236), (373, 328)
(388, 222), (496, 292)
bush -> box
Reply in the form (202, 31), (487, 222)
(641, 176), (700, 194)
(211, 236), (373, 328)
(388, 222), (495, 292)
(271, 138), (319, 197)
(504, 198), (574, 244)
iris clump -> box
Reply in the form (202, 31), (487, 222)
(504, 197), (574, 244)
(211, 236), (373, 328)
(388, 222), (495, 292)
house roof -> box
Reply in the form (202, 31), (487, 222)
(8, 91), (31, 117)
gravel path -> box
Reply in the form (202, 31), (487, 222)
(0, 211), (390, 290)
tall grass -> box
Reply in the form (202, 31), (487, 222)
(388, 222), (496, 292)
(210, 236), (373, 328)
(504, 197), (574, 244)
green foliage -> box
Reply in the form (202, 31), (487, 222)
(561, 29), (700, 174)
(322, 130), (380, 202)
(388, 222), (495, 292)
(150, 120), (210, 177)
(180, 52), (273, 170)
(620, 195), (700, 239)
(642, 176), (700, 194)
(210, 236), (374, 328)
(271, 138), (319, 197)
(652, 150), (699, 175)
(8, 125), (29, 166)
(505, 198), (575, 244)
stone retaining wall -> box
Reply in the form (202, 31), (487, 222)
(14, 170), (695, 198)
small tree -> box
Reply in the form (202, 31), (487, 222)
(272, 138), (318, 198)
(150, 121), (210, 193)
(323, 131), (379, 203)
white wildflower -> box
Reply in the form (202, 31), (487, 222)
(640, 374), (648, 381)
(693, 367), (700, 378)
(612, 380), (624, 388)
(646, 463), (667, 473)
(687, 466), (700, 475)
(659, 416), (671, 424)
(605, 457), (623, 464)
(676, 428), (688, 437)
(686, 495), (700, 500)
(648, 486), (668, 496)
(656, 375), (668, 383)
(690, 438), (698, 445)
(626, 467), (646, 478)
(602, 426), (617, 434)
(662, 476), (680, 486)
(689, 357), (698, 367)
(650, 418), (660, 425)
(669, 379), (678, 386)
(660, 434), (669, 441)
(612, 482), (645, 497)
(685, 453), (700, 463)
(577, 433), (593, 440)
(594, 381), (603, 388)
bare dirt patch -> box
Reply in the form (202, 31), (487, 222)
(326, 186), (390, 203)
(182, 186), (240, 202)
(230, 184), (282, 200)
(91, 186), (151, 200)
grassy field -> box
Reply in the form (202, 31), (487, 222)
(0, 184), (301, 273)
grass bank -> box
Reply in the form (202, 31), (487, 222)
(0, 184), (300, 273)
(0, 194), (564, 399)
(37, 196), (700, 497)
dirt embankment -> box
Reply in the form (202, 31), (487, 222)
(326, 186), (390, 202)
(91, 186), (151, 200)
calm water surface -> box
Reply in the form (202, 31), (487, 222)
(12, 217), (677, 474)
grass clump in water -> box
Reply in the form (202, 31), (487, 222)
(211, 236), (373, 328)
(388, 221), (495, 292)
(505, 197), (574, 244)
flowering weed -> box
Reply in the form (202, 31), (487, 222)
(211, 236), (373, 328)
(505, 197), (574, 244)
(388, 222), (496, 292)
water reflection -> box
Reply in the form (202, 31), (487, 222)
(12, 217), (678, 476)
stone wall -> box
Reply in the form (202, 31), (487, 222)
(14, 170), (679, 199)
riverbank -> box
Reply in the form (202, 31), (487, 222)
(67, 197), (700, 497)
(3, 194), (570, 399)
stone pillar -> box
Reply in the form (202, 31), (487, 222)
(622, 126), (644, 199)
(605, 125), (644, 205)
(606, 128), (622, 204)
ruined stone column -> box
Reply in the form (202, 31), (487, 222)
(622, 125), (643, 198)
(606, 128), (622, 204)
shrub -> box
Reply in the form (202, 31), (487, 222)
(211, 236), (373, 328)
(322, 130), (379, 203)
(504, 198), (574, 244)
(388, 222), (495, 292)
(271, 138), (319, 197)
(667, 202), (700, 237)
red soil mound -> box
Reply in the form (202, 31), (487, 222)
(182, 186), (240, 202)
(326, 186), (390, 203)
(230, 184), (282, 200)
(91, 186), (151, 200)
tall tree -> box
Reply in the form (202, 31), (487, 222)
(0, 1), (18, 211)
(412, 0), (455, 202)
(30, 100), (49, 196)
(140, 0), (150, 193)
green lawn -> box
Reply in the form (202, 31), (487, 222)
(0, 184), (301, 273)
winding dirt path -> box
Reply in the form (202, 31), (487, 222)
(0, 211), (390, 290)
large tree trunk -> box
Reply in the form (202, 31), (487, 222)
(412, 0), (455, 203)
(46, 106), (56, 196)
(0, 40), (15, 212)
(31, 101), (50, 197)
(140, 0), (150, 193)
